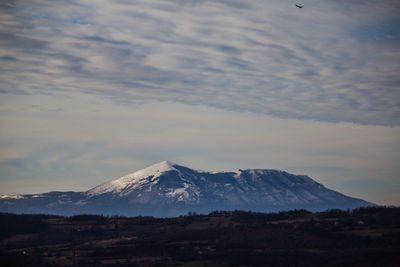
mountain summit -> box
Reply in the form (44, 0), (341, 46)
(86, 161), (178, 196)
(0, 161), (374, 217)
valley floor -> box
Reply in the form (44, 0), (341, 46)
(1, 207), (400, 266)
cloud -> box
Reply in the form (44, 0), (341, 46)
(1, 0), (399, 125)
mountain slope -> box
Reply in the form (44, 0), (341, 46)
(0, 161), (374, 216)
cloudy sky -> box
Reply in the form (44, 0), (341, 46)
(0, 0), (399, 205)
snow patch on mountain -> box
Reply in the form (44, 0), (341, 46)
(167, 182), (190, 201)
(0, 194), (24, 199)
(86, 161), (178, 196)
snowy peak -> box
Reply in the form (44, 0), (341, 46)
(86, 161), (179, 196)
(133, 160), (177, 178)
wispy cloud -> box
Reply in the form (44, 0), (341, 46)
(1, 0), (399, 125)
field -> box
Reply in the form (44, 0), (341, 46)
(1, 207), (400, 266)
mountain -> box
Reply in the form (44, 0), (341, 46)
(0, 161), (374, 217)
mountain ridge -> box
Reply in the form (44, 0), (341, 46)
(0, 161), (374, 217)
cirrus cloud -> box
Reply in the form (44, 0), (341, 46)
(1, 0), (400, 125)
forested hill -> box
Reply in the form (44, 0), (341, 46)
(1, 207), (399, 266)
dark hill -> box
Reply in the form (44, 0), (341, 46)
(0, 207), (399, 266)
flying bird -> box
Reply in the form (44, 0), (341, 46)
(296, 4), (304, 8)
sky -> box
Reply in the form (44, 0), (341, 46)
(0, 0), (399, 205)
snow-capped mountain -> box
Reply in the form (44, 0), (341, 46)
(0, 161), (374, 217)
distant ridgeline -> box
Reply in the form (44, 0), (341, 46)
(0, 161), (374, 217)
